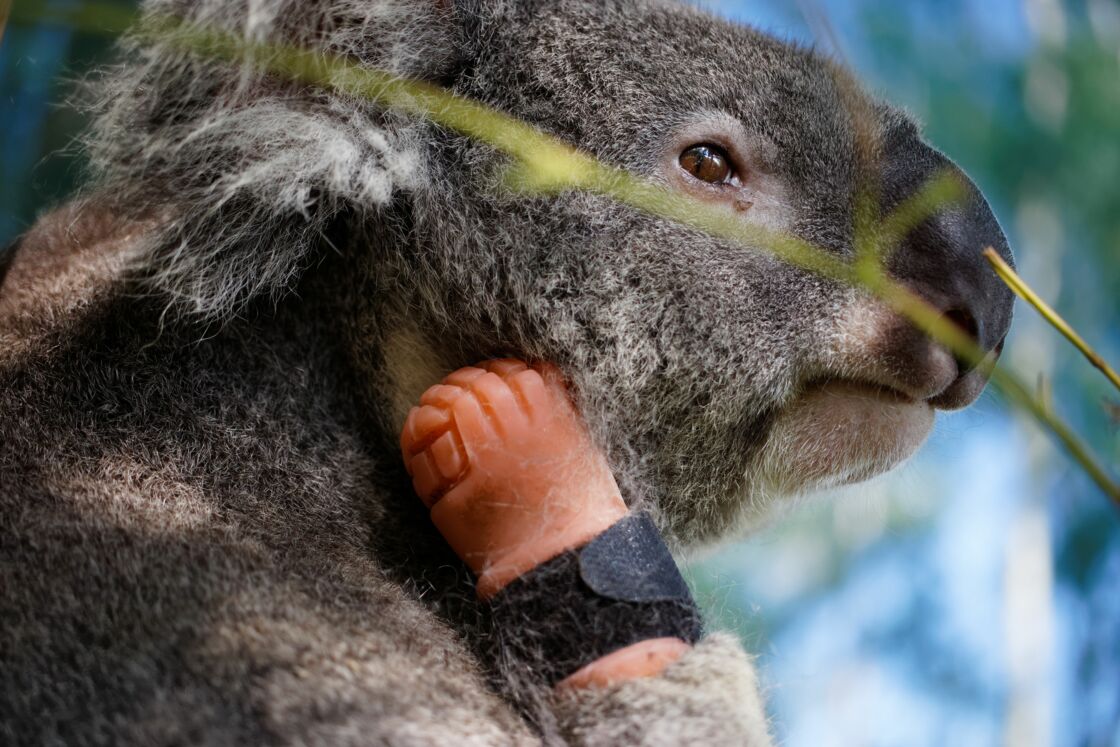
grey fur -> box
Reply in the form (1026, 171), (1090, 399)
(1, 0), (1012, 744)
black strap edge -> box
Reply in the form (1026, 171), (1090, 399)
(487, 512), (702, 686)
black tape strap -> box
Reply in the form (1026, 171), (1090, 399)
(487, 512), (702, 686)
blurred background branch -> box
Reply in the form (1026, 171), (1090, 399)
(0, 1), (11, 45)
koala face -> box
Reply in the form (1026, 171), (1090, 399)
(381, 1), (1015, 545)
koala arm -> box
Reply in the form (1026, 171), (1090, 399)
(551, 633), (773, 747)
(401, 360), (773, 745)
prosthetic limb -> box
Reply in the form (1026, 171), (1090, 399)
(400, 359), (700, 688)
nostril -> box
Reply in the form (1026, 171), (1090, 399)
(944, 307), (979, 342)
(943, 307), (981, 374)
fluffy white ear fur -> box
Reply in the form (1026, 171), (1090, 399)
(83, 0), (460, 317)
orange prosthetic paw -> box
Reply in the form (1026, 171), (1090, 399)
(400, 359), (691, 686)
(400, 359), (628, 598)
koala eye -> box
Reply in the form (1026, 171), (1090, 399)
(679, 144), (734, 184)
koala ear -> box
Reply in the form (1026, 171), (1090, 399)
(86, 0), (470, 320)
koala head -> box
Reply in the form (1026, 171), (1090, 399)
(375, 0), (1014, 543)
(91, 0), (1014, 547)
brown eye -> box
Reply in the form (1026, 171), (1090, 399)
(679, 144), (733, 184)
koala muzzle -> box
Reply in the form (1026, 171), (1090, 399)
(882, 137), (1015, 410)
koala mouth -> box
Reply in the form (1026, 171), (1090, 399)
(812, 377), (917, 405)
(749, 310), (1003, 498)
(814, 296), (1003, 417)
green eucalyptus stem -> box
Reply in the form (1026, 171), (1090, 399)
(9, 1), (134, 35)
(9, 3), (1119, 503)
(984, 248), (1120, 395)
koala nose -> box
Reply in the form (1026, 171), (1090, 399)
(896, 188), (1015, 355)
(880, 137), (1015, 406)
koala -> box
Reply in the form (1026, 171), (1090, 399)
(0, 0), (1014, 744)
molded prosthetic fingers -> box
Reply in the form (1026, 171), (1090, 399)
(400, 359), (700, 687)
(400, 359), (628, 598)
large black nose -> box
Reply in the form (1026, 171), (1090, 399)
(881, 133), (1015, 400)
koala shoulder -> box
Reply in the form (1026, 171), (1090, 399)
(0, 199), (152, 356)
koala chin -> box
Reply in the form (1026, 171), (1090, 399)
(754, 381), (936, 498)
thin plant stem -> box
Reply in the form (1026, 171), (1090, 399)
(984, 247), (1120, 394)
